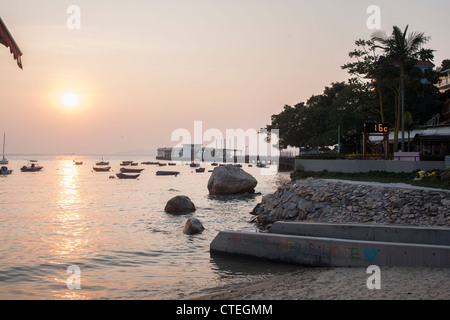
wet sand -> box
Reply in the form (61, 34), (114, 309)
(188, 266), (450, 300)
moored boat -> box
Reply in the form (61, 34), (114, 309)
(120, 167), (144, 173)
(0, 166), (12, 175)
(116, 173), (140, 179)
(120, 161), (134, 166)
(20, 160), (43, 172)
(96, 158), (109, 166)
(93, 166), (111, 172)
(195, 167), (205, 173)
(156, 171), (180, 177)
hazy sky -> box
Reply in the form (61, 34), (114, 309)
(1, 0), (449, 154)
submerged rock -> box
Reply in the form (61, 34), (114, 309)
(164, 195), (196, 214)
(207, 165), (258, 195)
(183, 218), (205, 235)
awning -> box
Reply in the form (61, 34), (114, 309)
(0, 17), (23, 69)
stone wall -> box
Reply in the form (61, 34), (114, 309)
(251, 178), (450, 229)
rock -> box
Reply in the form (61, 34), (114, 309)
(207, 165), (258, 195)
(164, 195), (196, 214)
(183, 218), (204, 235)
(251, 178), (450, 229)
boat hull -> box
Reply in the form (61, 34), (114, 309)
(120, 168), (144, 173)
(116, 173), (140, 179)
(93, 167), (111, 172)
(20, 166), (43, 172)
(156, 171), (180, 176)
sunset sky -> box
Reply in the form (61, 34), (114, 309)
(1, 0), (449, 155)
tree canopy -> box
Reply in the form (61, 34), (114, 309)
(268, 25), (445, 154)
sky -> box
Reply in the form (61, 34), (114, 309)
(1, 0), (449, 155)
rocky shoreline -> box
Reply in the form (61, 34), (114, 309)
(251, 178), (450, 229)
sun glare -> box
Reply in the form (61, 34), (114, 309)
(61, 93), (81, 108)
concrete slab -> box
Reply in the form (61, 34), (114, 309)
(210, 230), (450, 268)
(269, 222), (450, 246)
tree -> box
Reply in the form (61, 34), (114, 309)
(269, 82), (375, 151)
(372, 25), (433, 152)
(404, 111), (414, 152)
(440, 59), (450, 71)
(342, 39), (386, 122)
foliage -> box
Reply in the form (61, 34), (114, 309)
(269, 25), (446, 155)
(291, 169), (450, 190)
(269, 82), (376, 149)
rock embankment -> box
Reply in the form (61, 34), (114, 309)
(251, 178), (450, 229)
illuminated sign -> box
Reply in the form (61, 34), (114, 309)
(364, 123), (389, 134)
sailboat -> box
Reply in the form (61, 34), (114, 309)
(0, 133), (8, 165)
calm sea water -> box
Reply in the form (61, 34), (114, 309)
(0, 154), (299, 300)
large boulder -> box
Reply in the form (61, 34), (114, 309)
(164, 195), (196, 214)
(183, 218), (205, 235)
(207, 165), (258, 195)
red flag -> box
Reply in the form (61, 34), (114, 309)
(0, 17), (23, 69)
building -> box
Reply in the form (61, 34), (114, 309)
(156, 145), (241, 162)
(413, 125), (450, 156)
(437, 69), (450, 121)
(438, 69), (450, 93)
(416, 60), (435, 84)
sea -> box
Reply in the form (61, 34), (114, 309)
(0, 154), (300, 300)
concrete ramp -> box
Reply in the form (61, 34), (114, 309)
(210, 222), (450, 268)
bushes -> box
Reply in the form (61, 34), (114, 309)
(290, 169), (450, 190)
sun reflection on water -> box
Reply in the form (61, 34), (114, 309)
(51, 159), (96, 299)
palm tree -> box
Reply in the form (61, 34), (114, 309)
(372, 25), (432, 152)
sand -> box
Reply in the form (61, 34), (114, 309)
(188, 266), (450, 300)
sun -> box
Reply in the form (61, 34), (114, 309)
(60, 93), (81, 108)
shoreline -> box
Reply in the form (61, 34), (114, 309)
(188, 266), (450, 300)
(188, 178), (450, 301)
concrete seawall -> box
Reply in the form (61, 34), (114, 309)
(210, 222), (450, 268)
(269, 222), (450, 246)
(295, 159), (444, 173)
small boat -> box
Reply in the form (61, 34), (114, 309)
(156, 171), (180, 177)
(211, 163), (218, 166)
(1, 133), (8, 165)
(120, 167), (144, 173)
(158, 163), (167, 166)
(190, 163), (200, 167)
(234, 164), (242, 168)
(195, 167), (205, 173)
(116, 173), (140, 179)
(141, 161), (159, 165)
(20, 160), (43, 172)
(120, 161), (133, 166)
(93, 166), (111, 172)
(130, 162), (138, 166)
(0, 166), (13, 175)
(73, 160), (83, 165)
(168, 163), (176, 166)
(96, 159), (109, 166)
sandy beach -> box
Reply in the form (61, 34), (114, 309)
(189, 266), (450, 300)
